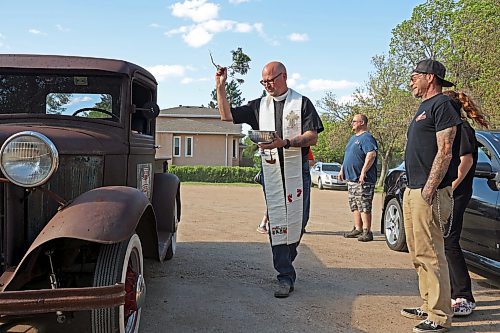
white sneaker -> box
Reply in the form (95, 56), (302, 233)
(453, 298), (475, 316)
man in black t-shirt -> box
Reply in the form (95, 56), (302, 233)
(215, 61), (323, 298)
(400, 59), (461, 333)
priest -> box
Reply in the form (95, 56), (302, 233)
(215, 61), (324, 298)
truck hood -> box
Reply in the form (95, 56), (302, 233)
(0, 124), (127, 155)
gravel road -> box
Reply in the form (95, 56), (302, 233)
(141, 184), (500, 333)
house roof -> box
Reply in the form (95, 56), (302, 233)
(159, 106), (221, 118)
(157, 106), (243, 136)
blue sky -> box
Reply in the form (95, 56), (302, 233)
(0, 0), (424, 111)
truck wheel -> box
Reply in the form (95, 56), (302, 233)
(92, 234), (145, 333)
(165, 199), (178, 260)
(383, 198), (408, 252)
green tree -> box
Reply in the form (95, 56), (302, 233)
(241, 136), (260, 167)
(449, 0), (500, 127)
(351, 55), (418, 186)
(316, 55), (419, 186)
(87, 94), (113, 118)
(390, 0), (457, 69)
(94, 94), (112, 111)
(46, 93), (71, 114)
(315, 93), (354, 163)
(209, 80), (244, 108)
(209, 48), (251, 108)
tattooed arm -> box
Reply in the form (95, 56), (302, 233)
(421, 126), (457, 205)
(290, 130), (318, 147)
(258, 130), (318, 150)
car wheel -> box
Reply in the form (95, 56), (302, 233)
(318, 178), (323, 190)
(165, 199), (178, 260)
(92, 234), (145, 333)
(383, 198), (407, 252)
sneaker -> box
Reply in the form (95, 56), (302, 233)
(343, 227), (362, 238)
(357, 229), (373, 242)
(453, 297), (475, 316)
(401, 308), (428, 320)
(413, 319), (447, 333)
(274, 281), (294, 298)
(257, 224), (268, 234)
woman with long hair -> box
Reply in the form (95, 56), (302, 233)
(442, 90), (488, 316)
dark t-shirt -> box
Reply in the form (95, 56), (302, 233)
(405, 93), (462, 189)
(454, 120), (477, 196)
(231, 95), (324, 163)
(342, 132), (378, 183)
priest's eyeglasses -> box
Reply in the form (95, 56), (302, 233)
(260, 72), (283, 86)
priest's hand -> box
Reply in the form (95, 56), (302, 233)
(215, 67), (227, 88)
(258, 133), (287, 150)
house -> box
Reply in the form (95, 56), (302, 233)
(155, 106), (245, 167)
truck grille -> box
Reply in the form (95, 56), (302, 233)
(0, 155), (104, 245)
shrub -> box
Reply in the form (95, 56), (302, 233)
(168, 165), (260, 183)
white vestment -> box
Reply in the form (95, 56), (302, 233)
(259, 88), (303, 246)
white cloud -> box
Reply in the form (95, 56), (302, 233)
(29, 29), (46, 36)
(288, 33), (309, 42)
(235, 23), (252, 33)
(145, 64), (192, 82)
(306, 79), (359, 92)
(166, 20), (259, 48)
(55, 24), (70, 32)
(229, 0), (251, 4)
(171, 0), (219, 23)
(286, 72), (302, 87)
(181, 77), (210, 84)
(165, 26), (190, 36)
(67, 96), (93, 106)
(253, 23), (279, 46)
(149, 23), (163, 29)
(201, 19), (236, 33)
(184, 25), (214, 47)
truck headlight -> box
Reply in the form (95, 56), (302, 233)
(0, 131), (59, 187)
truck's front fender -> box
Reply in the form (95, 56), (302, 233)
(152, 173), (181, 233)
(38, 186), (151, 244)
(1, 186), (154, 291)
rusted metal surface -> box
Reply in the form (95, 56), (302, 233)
(0, 54), (156, 84)
(0, 124), (127, 155)
(0, 284), (125, 315)
(1, 186), (151, 292)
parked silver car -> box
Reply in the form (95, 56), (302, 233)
(310, 162), (347, 190)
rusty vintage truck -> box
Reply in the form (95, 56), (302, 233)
(0, 54), (180, 332)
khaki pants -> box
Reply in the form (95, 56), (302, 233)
(403, 187), (453, 327)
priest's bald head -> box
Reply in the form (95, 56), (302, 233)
(260, 61), (288, 97)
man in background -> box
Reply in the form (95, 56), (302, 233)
(339, 114), (378, 242)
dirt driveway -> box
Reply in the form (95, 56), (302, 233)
(141, 184), (499, 333)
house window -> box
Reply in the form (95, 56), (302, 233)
(185, 137), (193, 157)
(173, 136), (181, 157)
(232, 139), (237, 158)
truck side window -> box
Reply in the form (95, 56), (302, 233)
(131, 81), (154, 135)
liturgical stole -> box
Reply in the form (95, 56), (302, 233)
(259, 88), (303, 246)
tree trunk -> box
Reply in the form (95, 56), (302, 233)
(376, 149), (392, 188)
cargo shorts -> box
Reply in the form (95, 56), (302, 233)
(347, 182), (375, 213)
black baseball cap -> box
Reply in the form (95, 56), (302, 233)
(412, 59), (454, 87)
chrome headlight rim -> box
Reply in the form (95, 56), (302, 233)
(0, 131), (59, 188)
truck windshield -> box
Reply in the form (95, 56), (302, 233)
(0, 74), (121, 122)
